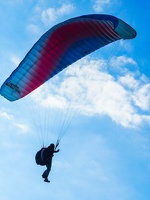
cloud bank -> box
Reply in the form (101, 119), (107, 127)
(30, 55), (150, 128)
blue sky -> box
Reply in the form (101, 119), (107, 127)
(0, 0), (150, 200)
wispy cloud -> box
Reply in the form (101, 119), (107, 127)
(13, 123), (30, 133)
(41, 3), (75, 26)
(110, 55), (137, 68)
(0, 111), (13, 120)
(30, 55), (150, 128)
(0, 109), (30, 133)
(92, 0), (112, 12)
(26, 24), (41, 34)
(10, 55), (21, 67)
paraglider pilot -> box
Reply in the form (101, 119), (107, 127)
(35, 143), (60, 182)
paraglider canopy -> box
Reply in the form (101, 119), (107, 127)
(0, 14), (136, 102)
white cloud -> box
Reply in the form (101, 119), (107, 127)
(0, 111), (13, 120)
(42, 7), (57, 24)
(13, 123), (30, 133)
(93, 0), (111, 12)
(57, 4), (74, 15)
(40, 93), (67, 109)
(41, 3), (75, 26)
(0, 110), (29, 133)
(132, 84), (150, 110)
(119, 74), (139, 90)
(110, 55), (137, 68)
(26, 24), (41, 34)
(30, 56), (150, 128)
(10, 55), (21, 67)
(119, 74), (150, 111)
(119, 40), (135, 52)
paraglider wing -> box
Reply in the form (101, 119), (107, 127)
(0, 14), (136, 101)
